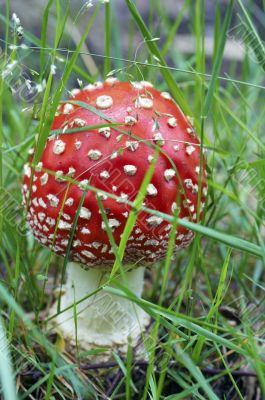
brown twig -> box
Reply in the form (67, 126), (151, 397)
(106, 370), (123, 398)
(201, 367), (257, 378)
(20, 360), (257, 378)
(80, 360), (257, 378)
(80, 359), (148, 371)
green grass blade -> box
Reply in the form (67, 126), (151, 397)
(0, 318), (17, 400)
(104, 1), (111, 78)
(204, 0), (234, 115)
(33, 5), (99, 165)
(237, 0), (265, 70)
(57, 189), (87, 312)
(125, 0), (194, 118)
(174, 346), (219, 400)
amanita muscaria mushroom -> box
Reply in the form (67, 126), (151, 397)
(22, 79), (207, 353)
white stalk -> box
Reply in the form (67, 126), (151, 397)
(52, 262), (150, 353)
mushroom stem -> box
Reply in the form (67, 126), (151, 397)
(53, 262), (150, 353)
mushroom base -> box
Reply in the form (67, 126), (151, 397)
(51, 262), (150, 357)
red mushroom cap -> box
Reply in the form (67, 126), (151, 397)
(22, 79), (207, 268)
